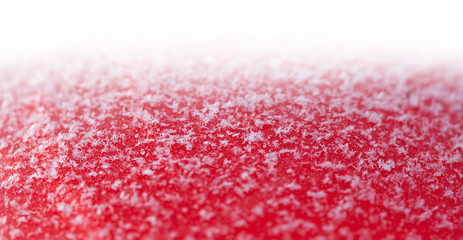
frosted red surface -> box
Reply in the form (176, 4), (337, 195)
(1, 57), (463, 239)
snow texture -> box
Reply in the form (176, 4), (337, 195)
(1, 56), (463, 239)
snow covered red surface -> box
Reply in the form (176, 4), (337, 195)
(1, 56), (463, 239)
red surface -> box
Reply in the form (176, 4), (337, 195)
(1, 58), (463, 239)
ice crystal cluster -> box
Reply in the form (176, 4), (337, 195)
(1, 56), (463, 239)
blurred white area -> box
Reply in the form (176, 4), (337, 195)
(0, 0), (462, 61)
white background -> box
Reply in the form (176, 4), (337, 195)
(0, 0), (462, 61)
